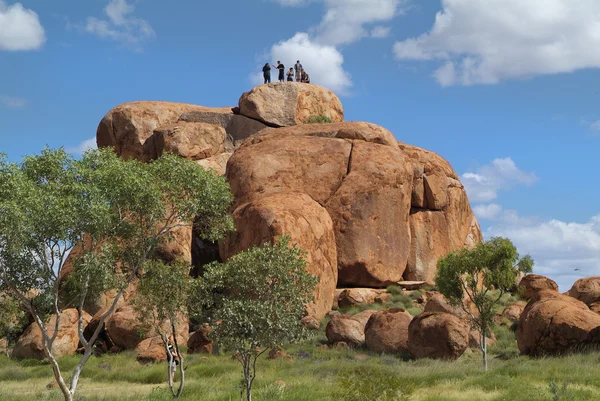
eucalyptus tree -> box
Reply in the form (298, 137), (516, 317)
(436, 237), (533, 371)
(194, 238), (318, 401)
(0, 148), (233, 401)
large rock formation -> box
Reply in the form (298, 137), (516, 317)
(220, 192), (338, 320)
(238, 82), (344, 127)
(13, 309), (91, 360)
(408, 312), (469, 360)
(517, 290), (600, 356)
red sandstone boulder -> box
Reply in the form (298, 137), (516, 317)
(364, 308), (413, 355)
(516, 290), (600, 356)
(399, 143), (482, 284)
(238, 82), (344, 127)
(518, 274), (559, 300)
(408, 312), (469, 360)
(220, 192), (337, 320)
(326, 315), (366, 346)
(97, 101), (231, 160)
(501, 301), (527, 323)
(187, 326), (214, 354)
(13, 309), (91, 360)
(569, 277), (600, 306)
(153, 122), (226, 160)
(337, 288), (389, 308)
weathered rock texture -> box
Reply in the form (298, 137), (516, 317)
(400, 143), (482, 284)
(517, 290), (600, 356)
(408, 312), (469, 360)
(187, 326), (214, 354)
(501, 301), (527, 323)
(364, 308), (412, 355)
(13, 309), (91, 360)
(326, 315), (367, 346)
(220, 192), (338, 320)
(238, 83), (344, 127)
(518, 274), (559, 300)
(569, 277), (600, 306)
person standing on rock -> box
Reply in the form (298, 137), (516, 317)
(294, 60), (303, 82)
(275, 61), (285, 82)
(262, 63), (272, 84)
(287, 67), (294, 81)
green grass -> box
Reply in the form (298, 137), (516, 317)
(3, 329), (600, 401)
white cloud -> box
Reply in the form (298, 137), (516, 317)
(393, 0), (600, 86)
(315, 0), (405, 46)
(0, 1), (45, 51)
(0, 95), (26, 109)
(487, 215), (600, 291)
(262, 32), (352, 94)
(84, 0), (155, 49)
(66, 137), (97, 155)
(590, 121), (600, 131)
(272, 0), (314, 5)
(370, 26), (391, 39)
(461, 158), (537, 203)
(473, 203), (502, 220)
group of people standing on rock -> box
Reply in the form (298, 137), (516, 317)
(262, 60), (310, 84)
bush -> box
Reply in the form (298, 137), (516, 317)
(307, 115), (333, 123)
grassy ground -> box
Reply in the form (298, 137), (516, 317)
(1, 290), (597, 401)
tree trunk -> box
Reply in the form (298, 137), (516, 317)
(45, 344), (73, 401)
(481, 327), (488, 372)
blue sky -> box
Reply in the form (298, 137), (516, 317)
(1, 0), (599, 290)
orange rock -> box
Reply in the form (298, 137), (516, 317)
(408, 312), (469, 360)
(153, 122), (226, 160)
(187, 326), (214, 354)
(569, 277), (600, 306)
(13, 309), (91, 360)
(517, 290), (600, 356)
(238, 82), (344, 127)
(518, 274), (559, 300)
(364, 308), (412, 355)
(220, 192), (337, 321)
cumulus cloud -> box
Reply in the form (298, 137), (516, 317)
(0, 1), (45, 51)
(259, 33), (352, 94)
(84, 0), (155, 49)
(487, 215), (600, 291)
(315, 0), (405, 46)
(393, 0), (600, 86)
(262, 0), (406, 93)
(461, 158), (537, 203)
(473, 203), (502, 221)
(66, 137), (97, 155)
(0, 95), (27, 109)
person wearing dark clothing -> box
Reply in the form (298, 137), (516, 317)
(286, 68), (294, 81)
(294, 60), (303, 82)
(167, 343), (179, 382)
(275, 61), (285, 82)
(262, 63), (272, 84)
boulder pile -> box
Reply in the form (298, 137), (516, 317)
(13, 82), (484, 359)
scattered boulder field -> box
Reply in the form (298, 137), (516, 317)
(9, 82), (600, 362)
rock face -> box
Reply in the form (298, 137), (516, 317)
(517, 290), (600, 356)
(364, 308), (412, 355)
(337, 288), (389, 308)
(153, 122), (226, 160)
(401, 144), (482, 284)
(518, 274), (559, 300)
(13, 309), (91, 360)
(238, 83), (344, 127)
(408, 312), (469, 360)
(220, 192), (338, 320)
(326, 315), (367, 346)
(501, 301), (527, 323)
(569, 277), (600, 306)
(188, 326), (214, 354)
(97, 101), (232, 161)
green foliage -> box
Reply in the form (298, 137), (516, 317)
(306, 115), (333, 124)
(133, 260), (191, 335)
(196, 237), (318, 353)
(0, 147), (233, 400)
(0, 294), (27, 348)
(436, 237), (534, 369)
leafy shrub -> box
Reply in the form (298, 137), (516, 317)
(307, 115), (333, 123)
